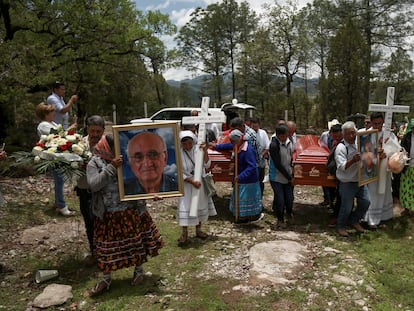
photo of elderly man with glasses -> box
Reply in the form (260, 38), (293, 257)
(124, 131), (179, 195)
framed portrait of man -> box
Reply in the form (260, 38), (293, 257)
(357, 129), (379, 186)
(113, 122), (184, 200)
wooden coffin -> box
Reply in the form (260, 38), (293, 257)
(292, 135), (336, 187)
(208, 149), (234, 182)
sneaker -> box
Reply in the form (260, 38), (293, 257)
(56, 206), (73, 216)
(250, 213), (264, 223)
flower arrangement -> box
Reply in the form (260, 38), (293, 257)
(12, 125), (92, 182)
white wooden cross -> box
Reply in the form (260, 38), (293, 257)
(369, 87), (410, 141)
(182, 97), (226, 217)
(368, 87), (410, 193)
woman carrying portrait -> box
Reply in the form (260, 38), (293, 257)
(86, 134), (163, 295)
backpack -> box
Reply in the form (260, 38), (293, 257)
(326, 141), (346, 176)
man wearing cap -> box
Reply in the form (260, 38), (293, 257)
(319, 119), (341, 206)
(319, 119), (340, 148)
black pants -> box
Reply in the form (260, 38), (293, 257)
(258, 166), (265, 196)
(75, 187), (94, 253)
(392, 172), (401, 199)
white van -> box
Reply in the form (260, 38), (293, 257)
(130, 107), (226, 129)
(130, 101), (256, 131)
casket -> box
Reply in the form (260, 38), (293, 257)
(208, 149), (234, 182)
(292, 135), (336, 187)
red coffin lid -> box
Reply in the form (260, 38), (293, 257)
(293, 135), (330, 163)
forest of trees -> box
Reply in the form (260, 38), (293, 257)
(0, 0), (413, 149)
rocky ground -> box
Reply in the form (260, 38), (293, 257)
(0, 176), (404, 310)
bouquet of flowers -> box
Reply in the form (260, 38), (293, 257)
(12, 125), (92, 182)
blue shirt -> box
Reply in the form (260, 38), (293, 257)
(124, 174), (178, 195)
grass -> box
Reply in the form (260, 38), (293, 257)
(1, 178), (414, 310)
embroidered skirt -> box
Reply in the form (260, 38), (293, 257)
(93, 208), (163, 273)
(229, 182), (263, 221)
(400, 166), (414, 211)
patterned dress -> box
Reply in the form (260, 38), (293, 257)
(87, 156), (163, 273)
(400, 131), (414, 211)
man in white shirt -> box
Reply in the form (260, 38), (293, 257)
(47, 81), (78, 129)
(335, 121), (370, 237)
(251, 118), (270, 195)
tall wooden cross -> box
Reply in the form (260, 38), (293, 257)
(369, 87), (410, 141)
(368, 87), (410, 193)
(182, 97), (226, 217)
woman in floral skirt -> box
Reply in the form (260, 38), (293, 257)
(86, 134), (163, 296)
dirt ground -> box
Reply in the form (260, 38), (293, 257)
(0, 175), (406, 310)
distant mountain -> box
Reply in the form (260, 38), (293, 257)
(166, 74), (320, 104)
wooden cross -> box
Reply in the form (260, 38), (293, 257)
(369, 87), (409, 141)
(182, 97), (226, 217)
(368, 87), (410, 193)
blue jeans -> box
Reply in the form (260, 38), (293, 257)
(270, 181), (293, 222)
(337, 182), (370, 229)
(53, 169), (66, 208)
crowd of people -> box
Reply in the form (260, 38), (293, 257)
(1, 79), (414, 296)
(318, 114), (414, 236)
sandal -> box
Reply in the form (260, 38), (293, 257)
(90, 277), (111, 296)
(131, 266), (144, 286)
(195, 231), (209, 239)
(177, 232), (189, 246)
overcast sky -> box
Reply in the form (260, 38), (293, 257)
(134, 0), (310, 80)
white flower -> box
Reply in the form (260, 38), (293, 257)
(71, 162), (79, 169)
(34, 156), (41, 163)
(65, 135), (77, 142)
(47, 147), (57, 153)
(32, 146), (43, 156)
(71, 144), (84, 155)
(46, 134), (56, 141)
(84, 151), (92, 159)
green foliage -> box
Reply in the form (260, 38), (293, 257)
(0, 0), (413, 135)
(265, 0), (311, 121)
(10, 151), (85, 183)
(327, 17), (369, 120)
(176, 0), (257, 103)
(0, 0), (176, 147)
